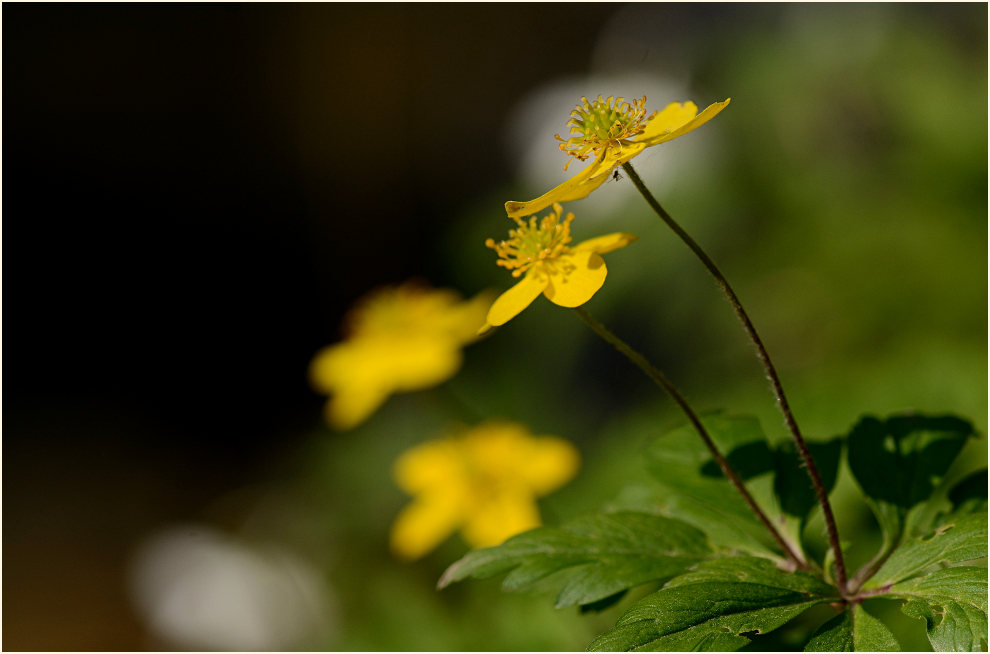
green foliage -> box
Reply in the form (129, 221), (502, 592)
(642, 414), (787, 558)
(589, 557), (837, 651)
(888, 567), (988, 651)
(440, 412), (987, 651)
(438, 512), (713, 609)
(846, 414), (975, 550)
(806, 604), (900, 652)
(643, 414), (841, 563)
(866, 513), (987, 588)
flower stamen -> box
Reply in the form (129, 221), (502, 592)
(486, 203), (574, 277)
(554, 95), (656, 170)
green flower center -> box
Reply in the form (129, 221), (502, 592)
(486, 204), (574, 277)
(555, 95), (656, 169)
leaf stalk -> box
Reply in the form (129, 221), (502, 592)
(621, 161), (847, 594)
(573, 306), (807, 571)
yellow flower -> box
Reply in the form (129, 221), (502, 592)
(482, 203), (636, 329)
(309, 283), (492, 430)
(505, 95), (731, 219)
(389, 421), (580, 559)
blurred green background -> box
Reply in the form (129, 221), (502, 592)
(4, 3), (986, 650)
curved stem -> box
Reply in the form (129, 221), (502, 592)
(573, 306), (807, 571)
(621, 161), (847, 593)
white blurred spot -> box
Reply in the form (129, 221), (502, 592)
(128, 525), (333, 651)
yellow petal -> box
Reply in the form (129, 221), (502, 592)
(639, 101), (699, 141)
(324, 386), (390, 431)
(392, 438), (465, 494)
(308, 342), (355, 394)
(460, 487), (541, 549)
(485, 271), (548, 327)
(310, 335), (463, 430)
(516, 436), (581, 496)
(638, 98), (731, 147)
(461, 422), (532, 477)
(543, 251), (607, 308)
(387, 336), (463, 392)
(463, 424), (580, 495)
(504, 153), (610, 220)
(390, 493), (465, 560)
(310, 341), (394, 429)
(572, 232), (638, 255)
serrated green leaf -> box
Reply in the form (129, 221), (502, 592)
(644, 414), (790, 559)
(846, 414), (975, 563)
(437, 511), (712, 608)
(588, 556), (838, 651)
(866, 513), (988, 588)
(806, 612), (853, 651)
(805, 604), (900, 651)
(662, 556), (836, 593)
(590, 582), (820, 652)
(888, 566), (988, 651)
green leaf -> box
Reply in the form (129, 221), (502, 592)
(846, 414), (975, 556)
(888, 566), (988, 651)
(805, 604), (900, 651)
(588, 556), (838, 651)
(437, 511), (713, 608)
(866, 513), (988, 588)
(643, 414), (788, 559)
(847, 414), (975, 508)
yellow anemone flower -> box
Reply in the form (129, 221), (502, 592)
(309, 283), (493, 430)
(505, 95), (731, 219)
(390, 421), (580, 559)
(482, 203), (636, 329)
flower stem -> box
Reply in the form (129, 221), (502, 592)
(621, 161), (847, 594)
(573, 306), (807, 571)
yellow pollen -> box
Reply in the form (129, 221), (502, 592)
(554, 95), (656, 170)
(486, 203), (574, 277)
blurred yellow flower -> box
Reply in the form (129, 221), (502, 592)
(505, 95), (731, 219)
(390, 421), (580, 559)
(309, 283), (492, 430)
(482, 203), (636, 329)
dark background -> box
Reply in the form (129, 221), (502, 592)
(6, 1), (626, 469)
(4, 3), (987, 650)
(5, 4), (629, 648)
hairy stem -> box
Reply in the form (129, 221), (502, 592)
(621, 161), (846, 593)
(573, 306), (807, 571)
